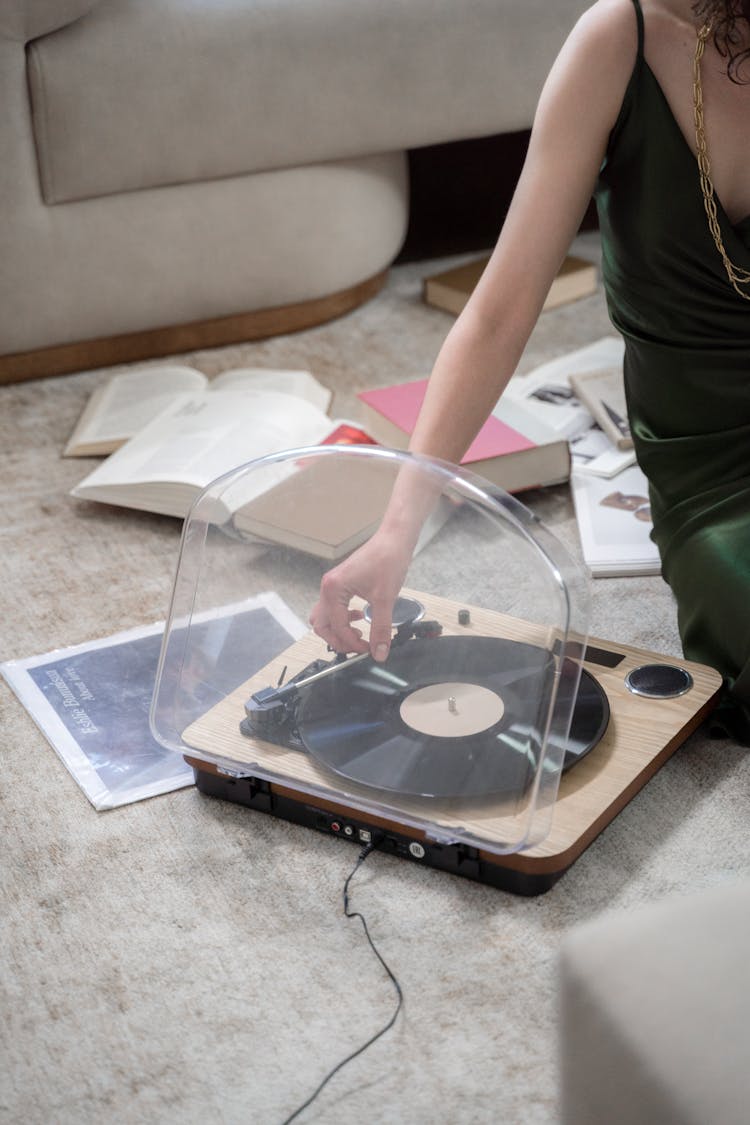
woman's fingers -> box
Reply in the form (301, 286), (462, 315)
(310, 531), (408, 656)
(365, 595), (395, 662)
(310, 594), (368, 654)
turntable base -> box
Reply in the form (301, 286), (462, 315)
(182, 592), (722, 894)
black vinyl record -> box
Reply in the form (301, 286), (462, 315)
(295, 635), (608, 800)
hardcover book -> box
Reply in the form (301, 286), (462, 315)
(234, 453), (452, 560)
(357, 378), (570, 493)
(423, 254), (597, 318)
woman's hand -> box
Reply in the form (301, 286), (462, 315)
(309, 527), (412, 661)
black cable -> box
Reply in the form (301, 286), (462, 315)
(281, 841), (404, 1124)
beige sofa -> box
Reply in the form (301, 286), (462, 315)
(0, 0), (589, 381)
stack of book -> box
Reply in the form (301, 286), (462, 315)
(67, 332), (659, 577)
(356, 377), (574, 495)
(354, 336), (659, 578)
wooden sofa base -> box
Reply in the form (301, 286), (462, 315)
(0, 271), (387, 384)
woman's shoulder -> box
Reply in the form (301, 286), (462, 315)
(539, 0), (639, 131)
(576, 0), (695, 48)
(572, 0), (640, 60)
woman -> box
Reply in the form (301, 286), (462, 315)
(311, 0), (750, 741)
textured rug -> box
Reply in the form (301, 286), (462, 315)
(2, 233), (749, 1125)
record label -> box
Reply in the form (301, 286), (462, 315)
(399, 681), (505, 738)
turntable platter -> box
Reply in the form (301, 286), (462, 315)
(295, 636), (609, 800)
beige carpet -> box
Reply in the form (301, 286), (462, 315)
(2, 233), (749, 1125)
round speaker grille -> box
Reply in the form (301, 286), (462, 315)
(625, 663), (693, 699)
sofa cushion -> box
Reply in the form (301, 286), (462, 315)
(27, 0), (590, 205)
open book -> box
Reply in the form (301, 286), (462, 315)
(505, 336), (635, 478)
(502, 336), (625, 441)
(64, 363), (331, 457)
(71, 382), (343, 521)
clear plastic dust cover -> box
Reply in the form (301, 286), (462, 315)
(151, 444), (595, 855)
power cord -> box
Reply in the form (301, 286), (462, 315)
(281, 840), (404, 1123)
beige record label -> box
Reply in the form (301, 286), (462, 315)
(400, 681), (505, 738)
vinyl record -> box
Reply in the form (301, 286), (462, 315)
(295, 635), (608, 800)
(554, 659), (610, 771)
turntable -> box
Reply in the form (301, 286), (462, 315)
(151, 445), (721, 894)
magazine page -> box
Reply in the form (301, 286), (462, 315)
(1, 593), (305, 810)
(502, 336), (626, 440)
(570, 425), (636, 478)
(571, 463), (661, 577)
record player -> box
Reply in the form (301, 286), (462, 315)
(151, 445), (721, 894)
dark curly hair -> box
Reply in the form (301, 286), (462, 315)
(693, 1), (750, 80)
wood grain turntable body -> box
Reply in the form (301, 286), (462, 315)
(182, 591), (722, 895)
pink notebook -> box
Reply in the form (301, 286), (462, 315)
(357, 379), (534, 463)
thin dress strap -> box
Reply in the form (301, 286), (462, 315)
(630, 0), (645, 56)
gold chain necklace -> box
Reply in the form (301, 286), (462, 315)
(693, 21), (750, 300)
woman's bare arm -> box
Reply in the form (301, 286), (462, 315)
(407, 0), (637, 464)
(311, 0), (638, 657)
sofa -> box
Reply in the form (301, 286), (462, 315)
(0, 0), (590, 382)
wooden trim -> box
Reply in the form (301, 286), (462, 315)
(0, 271), (388, 384)
(498, 695), (720, 878)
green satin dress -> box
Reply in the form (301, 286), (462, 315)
(594, 0), (750, 741)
